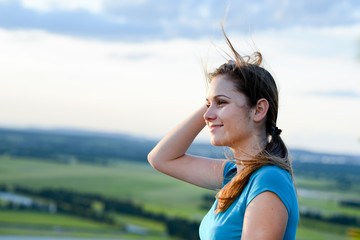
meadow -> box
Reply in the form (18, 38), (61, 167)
(0, 155), (359, 239)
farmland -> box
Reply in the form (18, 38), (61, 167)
(0, 155), (360, 239)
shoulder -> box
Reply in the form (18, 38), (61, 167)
(246, 165), (297, 214)
(252, 165), (292, 185)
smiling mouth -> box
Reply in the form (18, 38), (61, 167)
(209, 124), (223, 132)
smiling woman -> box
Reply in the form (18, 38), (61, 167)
(148, 27), (299, 239)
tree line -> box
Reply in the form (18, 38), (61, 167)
(1, 127), (359, 168)
(0, 128), (157, 164)
(301, 210), (360, 227)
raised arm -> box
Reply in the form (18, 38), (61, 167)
(147, 105), (226, 190)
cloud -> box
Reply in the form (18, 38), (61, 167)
(0, 1), (139, 41)
(1, 25), (360, 155)
(309, 90), (360, 98)
(0, 0), (360, 41)
(20, 0), (103, 13)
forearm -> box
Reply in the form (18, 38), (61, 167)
(148, 105), (207, 167)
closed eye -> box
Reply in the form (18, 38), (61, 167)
(206, 95), (230, 108)
(205, 100), (227, 108)
(217, 100), (227, 106)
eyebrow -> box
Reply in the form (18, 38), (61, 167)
(206, 94), (231, 101)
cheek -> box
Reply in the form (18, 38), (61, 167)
(220, 105), (251, 127)
(232, 110), (252, 131)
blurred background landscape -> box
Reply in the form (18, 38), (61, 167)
(0, 0), (359, 239)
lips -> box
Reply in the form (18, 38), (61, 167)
(209, 124), (223, 132)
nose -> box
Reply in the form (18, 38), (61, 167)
(203, 106), (216, 121)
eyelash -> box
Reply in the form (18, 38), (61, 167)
(206, 100), (227, 108)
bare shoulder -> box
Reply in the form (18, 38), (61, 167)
(242, 191), (288, 239)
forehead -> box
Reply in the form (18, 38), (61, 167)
(207, 75), (239, 98)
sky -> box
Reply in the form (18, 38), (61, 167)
(0, 0), (359, 155)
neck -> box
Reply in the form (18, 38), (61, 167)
(230, 134), (267, 173)
(230, 133), (268, 161)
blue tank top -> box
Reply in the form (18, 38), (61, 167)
(199, 162), (299, 239)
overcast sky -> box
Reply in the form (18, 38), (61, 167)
(0, 0), (359, 155)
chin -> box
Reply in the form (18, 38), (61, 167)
(210, 138), (227, 147)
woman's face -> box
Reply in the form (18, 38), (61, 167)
(204, 75), (255, 148)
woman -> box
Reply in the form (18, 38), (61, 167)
(148, 31), (299, 239)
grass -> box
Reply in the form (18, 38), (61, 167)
(0, 210), (115, 229)
(295, 176), (338, 190)
(299, 218), (349, 236)
(1, 155), (359, 239)
(0, 209), (125, 238)
(299, 197), (360, 218)
(0, 227), (169, 240)
(296, 176), (360, 200)
(296, 228), (351, 240)
(0, 155), (212, 219)
(114, 213), (166, 233)
(0, 210), (176, 239)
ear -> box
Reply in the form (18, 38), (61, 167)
(253, 98), (269, 123)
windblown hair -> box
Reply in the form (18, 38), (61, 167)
(209, 28), (295, 214)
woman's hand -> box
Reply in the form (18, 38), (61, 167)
(148, 105), (226, 190)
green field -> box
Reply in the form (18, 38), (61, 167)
(0, 155), (212, 219)
(0, 155), (359, 239)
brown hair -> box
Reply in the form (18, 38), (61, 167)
(209, 28), (294, 214)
